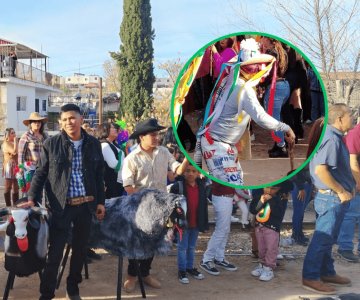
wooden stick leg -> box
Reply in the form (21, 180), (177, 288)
(56, 244), (71, 289)
(3, 272), (15, 300)
(135, 260), (146, 299)
(116, 256), (123, 300)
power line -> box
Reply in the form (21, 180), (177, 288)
(56, 64), (104, 75)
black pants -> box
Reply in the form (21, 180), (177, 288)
(128, 257), (154, 277)
(39, 204), (92, 299)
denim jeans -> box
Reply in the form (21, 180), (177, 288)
(311, 91), (325, 121)
(177, 228), (199, 271)
(203, 195), (233, 262)
(337, 193), (360, 252)
(302, 192), (350, 280)
(292, 182), (313, 238)
(264, 80), (290, 147)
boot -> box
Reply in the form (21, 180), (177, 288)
(12, 193), (19, 206)
(293, 108), (304, 139)
(267, 142), (277, 154)
(4, 192), (11, 207)
(143, 275), (161, 289)
(124, 275), (137, 293)
(269, 145), (288, 158)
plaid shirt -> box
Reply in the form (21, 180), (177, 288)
(18, 130), (47, 167)
(67, 140), (86, 198)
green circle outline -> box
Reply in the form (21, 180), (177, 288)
(170, 31), (328, 189)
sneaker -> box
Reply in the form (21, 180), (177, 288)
(178, 271), (189, 284)
(214, 259), (238, 271)
(259, 266), (274, 281)
(186, 268), (204, 280)
(250, 134), (255, 141)
(199, 260), (220, 276)
(338, 249), (359, 262)
(231, 216), (240, 223)
(251, 263), (264, 277)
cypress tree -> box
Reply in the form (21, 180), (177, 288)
(112, 0), (155, 122)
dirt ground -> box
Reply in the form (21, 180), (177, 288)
(240, 122), (310, 186)
(1, 227), (359, 300)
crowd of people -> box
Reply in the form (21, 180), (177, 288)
(1, 101), (359, 299)
(0, 37), (356, 300)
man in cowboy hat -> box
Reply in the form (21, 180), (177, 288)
(121, 118), (189, 292)
(198, 38), (295, 277)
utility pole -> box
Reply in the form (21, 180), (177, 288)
(99, 77), (103, 124)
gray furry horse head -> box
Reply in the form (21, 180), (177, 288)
(89, 189), (185, 259)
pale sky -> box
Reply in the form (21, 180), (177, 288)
(1, 0), (279, 77)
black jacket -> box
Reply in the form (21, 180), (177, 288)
(249, 192), (288, 232)
(170, 177), (209, 232)
(28, 129), (105, 214)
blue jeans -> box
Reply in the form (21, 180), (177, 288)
(292, 182), (313, 238)
(311, 91), (324, 121)
(264, 80), (290, 146)
(177, 228), (199, 271)
(337, 193), (360, 252)
(302, 192), (350, 280)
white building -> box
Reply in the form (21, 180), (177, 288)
(64, 73), (101, 88)
(0, 38), (61, 134)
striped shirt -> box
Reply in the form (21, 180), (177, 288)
(67, 139), (86, 198)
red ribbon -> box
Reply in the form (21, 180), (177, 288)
(174, 224), (183, 242)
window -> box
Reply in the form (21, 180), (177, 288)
(35, 99), (39, 112)
(16, 96), (26, 111)
(42, 99), (47, 111)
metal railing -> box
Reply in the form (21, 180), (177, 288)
(0, 59), (61, 89)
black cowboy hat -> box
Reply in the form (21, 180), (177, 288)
(129, 118), (166, 139)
